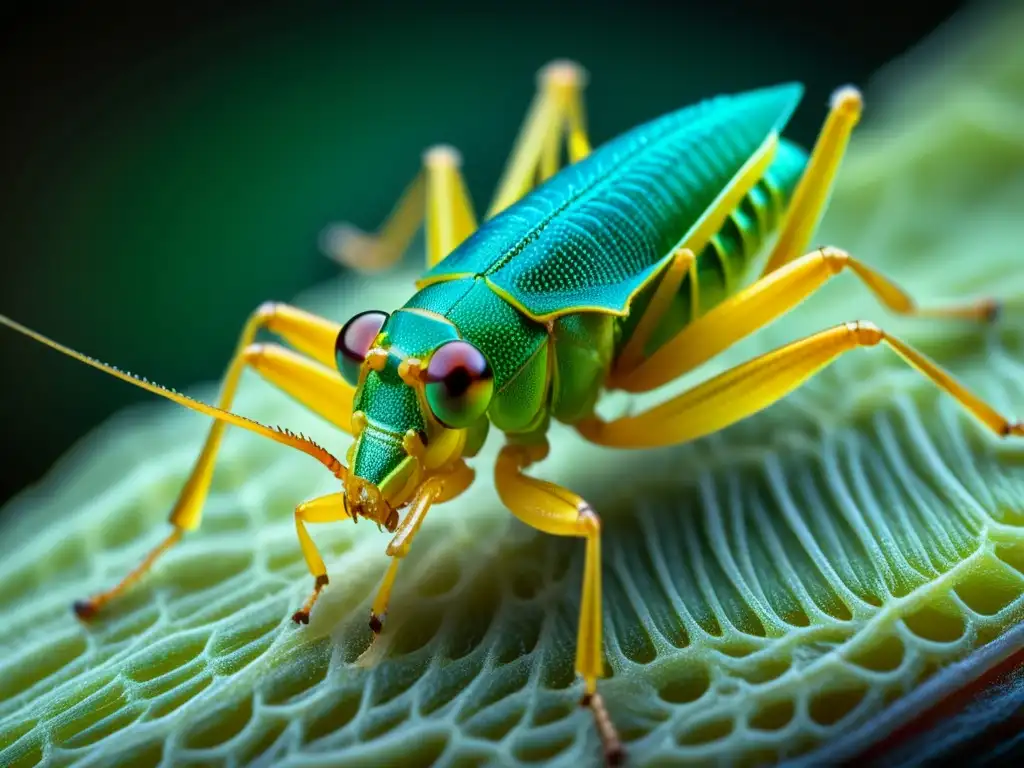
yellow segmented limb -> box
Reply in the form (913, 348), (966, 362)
(487, 59), (592, 218)
(424, 146), (478, 268)
(0, 310), (354, 621)
(243, 343), (354, 434)
(677, 133), (779, 257)
(494, 441), (623, 765)
(760, 85), (863, 276)
(71, 529), (182, 619)
(322, 172), (427, 273)
(368, 461), (474, 635)
(291, 492), (353, 624)
(321, 143), (479, 273)
(614, 247), (695, 379)
(582, 321), (1022, 448)
(613, 246), (1000, 394)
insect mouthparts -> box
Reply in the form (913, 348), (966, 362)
(343, 476), (399, 532)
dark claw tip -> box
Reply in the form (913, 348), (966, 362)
(73, 600), (98, 620)
(579, 693), (593, 707)
(368, 614), (383, 634)
(292, 610), (310, 625)
(984, 300), (1003, 323)
(606, 746), (626, 766)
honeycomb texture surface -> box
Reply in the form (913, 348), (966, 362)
(2, 5), (1024, 767)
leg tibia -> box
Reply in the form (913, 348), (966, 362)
(73, 529), (182, 620)
(494, 441), (620, 761)
(73, 303), (350, 621)
(615, 246), (999, 394)
(614, 247), (694, 379)
(423, 146), (477, 267)
(321, 171), (426, 273)
(369, 558), (401, 634)
(171, 303), (346, 531)
(487, 60), (591, 218)
(322, 144), (478, 273)
(370, 465), (470, 635)
(760, 85), (863, 276)
(494, 443), (604, 682)
(293, 492), (351, 623)
(583, 320), (1022, 449)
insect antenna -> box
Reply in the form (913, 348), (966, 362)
(0, 314), (347, 479)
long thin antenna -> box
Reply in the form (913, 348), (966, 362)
(0, 314), (346, 480)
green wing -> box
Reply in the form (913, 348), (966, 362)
(419, 83), (804, 321)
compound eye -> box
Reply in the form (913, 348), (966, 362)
(424, 340), (494, 429)
(336, 310), (388, 386)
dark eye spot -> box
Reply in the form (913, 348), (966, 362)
(424, 340), (494, 429)
(336, 310), (388, 386)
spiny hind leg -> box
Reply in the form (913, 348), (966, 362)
(75, 304), (354, 620)
(613, 246), (1001, 393)
(494, 442), (623, 766)
(321, 144), (478, 272)
(368, 461), (474, 636)
(759, 85), (863, 276)
(486, 59), (592, 217)
(582, 320), (1022, 449)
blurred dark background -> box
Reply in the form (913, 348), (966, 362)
(0, 0), (971, 507)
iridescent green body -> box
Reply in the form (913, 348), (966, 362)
(350, 84), (809, 487)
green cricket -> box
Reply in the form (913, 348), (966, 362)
(2, 60), (1018, 765)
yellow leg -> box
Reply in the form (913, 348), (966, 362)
(369, 460), (475, 633)
(495, 442), (623, 765)
(614, 246), (1000, 394)
(292, 492), (353, 623)
(243, 343), (354, 432)
(614, 247), (695, 379)
(581, 320), (1022, 448)
(760, 86), (863, 276)
(487, 60), (592, 218)
(72, 529), (182, 619)
(74, 303), (353, 620)
(326, 59), (590, 268)
(322, 144), (478, 272)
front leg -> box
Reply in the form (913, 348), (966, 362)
(368, 461), (475, 635)
(494, 441), (623, 766)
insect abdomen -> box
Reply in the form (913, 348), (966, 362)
(695, 137), (808, 309)
(616, 137), (808, 358)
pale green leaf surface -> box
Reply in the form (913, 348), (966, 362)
(2, 6), (1024, 767)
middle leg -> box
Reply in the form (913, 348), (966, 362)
(494, 441), (623, 765)
(759, 85), (863, 276)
